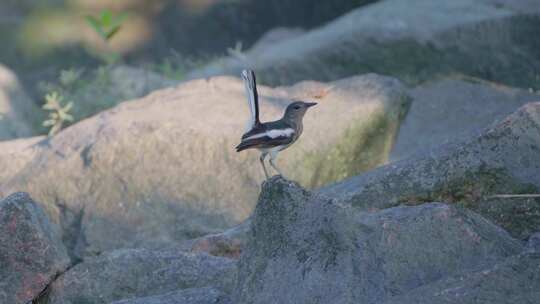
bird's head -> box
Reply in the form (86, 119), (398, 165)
(284, 101), (317, 121)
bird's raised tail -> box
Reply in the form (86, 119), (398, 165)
(241, 69), (260, 130)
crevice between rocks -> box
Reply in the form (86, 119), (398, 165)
(57, 203), (87, 262)
(31, 203), (88, 304)
(31, 261), (81, 304)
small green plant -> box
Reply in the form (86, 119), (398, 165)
(226, 41), (246, 60)
(85, 10), (127, 43)
(85, 10), (127, 64)
(59, 68), (84, 87)
(42, 92), (74, 136)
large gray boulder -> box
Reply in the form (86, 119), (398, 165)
(391, 78), (540, 161)
(46, 249), (236, 304)
(188, 0), (540, 90)
(112, 287), (231, 304)
(0, 74), (409, 256)
(0, 64), (41, 140)
(383, 251), (540, 304)
(234, 177), (522, 304)
(322, 102), (540, 239)
(0, 192), (70, 304)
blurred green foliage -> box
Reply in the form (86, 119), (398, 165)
(42, 91), (74, 136)
(85, 10), (127, 43)
(85, 10), (128, 64)
(39, 66), (114, 125)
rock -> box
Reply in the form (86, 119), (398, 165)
(383, 251), (540, 304)
(234, 177), (522, 304)
(390, 78), (540, 161)
(0, 192), (70, 304)
(182, 220), (251, 259)
(0, 136), (44, 183)
(112, 287), (231, 304)
(527, 232), (540, 251)
(46, 249), (236, 304)
(322, 102), (540, 239)
(0, 74), (409, 255)
(0, 64), (41, 140)
(249, 27), (306, 54)
(188, 0), (540, 90)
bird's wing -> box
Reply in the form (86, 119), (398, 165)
(236, 128), (295, 151)
(241, 69), (260, 130)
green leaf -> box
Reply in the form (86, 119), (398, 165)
(63, 102), (74, 112)
(85, 15), (106, 39)
(42, 103), (55, 110)
(49, 124), (61, 136)
(43, 120), (55, 127)
(105, 26), (121, 40)
(101, 10), (113, 27)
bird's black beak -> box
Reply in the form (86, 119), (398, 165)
(306, 102), (317, 108)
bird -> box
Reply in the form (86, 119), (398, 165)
(235, 69), (317, 179)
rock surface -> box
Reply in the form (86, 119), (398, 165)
(0, 136), (44, 183)
(0, 64), (41, 140)
(323, 102), (540, 239)
(234, 177), (522, 304)
(46, 249), (236, 304)
(181, 220), (251, 259)
(112, 287), (231, 304)
(391, 78), (540, 161)
(527, 232), (540, 251)
(188, 0), (540, 90)
(249, 27), (307, 55)
(0, 74), (409, 255)
(383, 251), (540, 304)
(0, 192), (70, 304)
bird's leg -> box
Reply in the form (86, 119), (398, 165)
(259, 152), (269, 179)
(269, 153), (283, 177)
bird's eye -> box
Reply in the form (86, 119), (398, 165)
(294, 105), (301, 110)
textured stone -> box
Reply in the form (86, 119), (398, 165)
(0, 192), (70, 304)
(234, 177), (522, 304)
(0, 136), (44, 183)
(322, 102), (540, 239)
(527, 232), (540, 251)
(391, 78), (540, 161)
(182, 220), (250, 259)
(383, 251), (540, 304)
(46, 249), (236, 304)
(112, 287), (231, 304)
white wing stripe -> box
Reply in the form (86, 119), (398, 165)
(244, 128), (295, 141)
